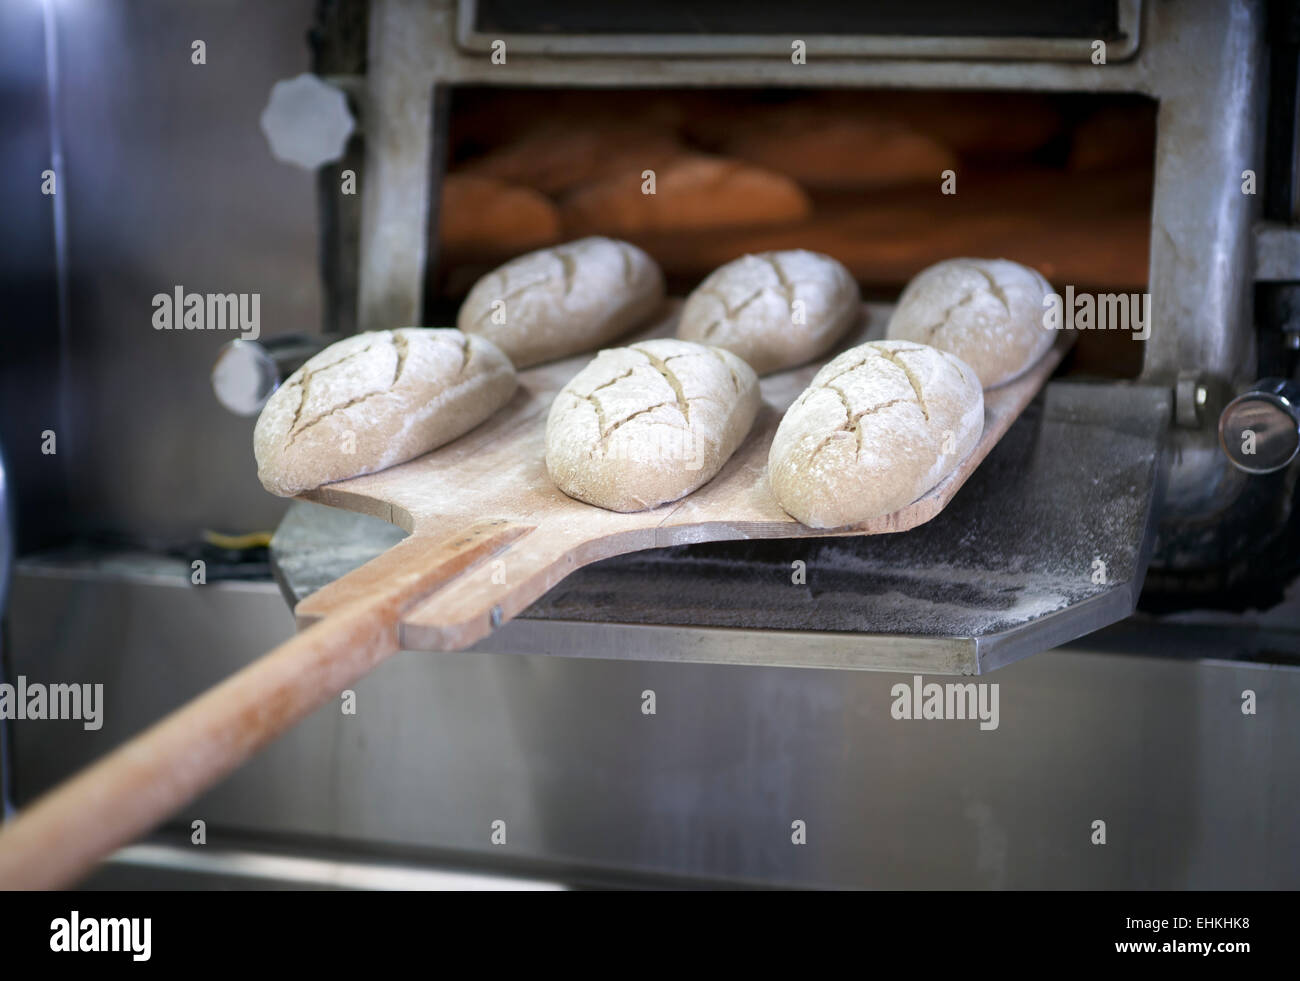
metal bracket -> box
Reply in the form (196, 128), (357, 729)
(1255, 222), (1300, 282)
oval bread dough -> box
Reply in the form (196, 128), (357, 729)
(546, 338), (760, 512)
(676, 249), (860, 375)
(458, 236), (665, 369)
(768, 340), (983, 529)
(885, 257), (1054, 388)
(254, 328), (516, 497)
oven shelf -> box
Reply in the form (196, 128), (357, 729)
(271, 380), (1170, 675)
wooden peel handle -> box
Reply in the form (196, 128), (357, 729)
(0, 521), (529, 890)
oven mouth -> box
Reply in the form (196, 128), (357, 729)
(428, 86), (1155, 380)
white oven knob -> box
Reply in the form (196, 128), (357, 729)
(212, 335), (329, 416)
(259, 73), (355, 170)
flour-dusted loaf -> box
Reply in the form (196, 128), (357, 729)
(885, 257), (1055, 388)
(768, 340), (983, 529)
(676, 249), (860, 375)
(254, 328), (516, 497)
(457, 237), (665, 369)
(546, 338), (760, 512)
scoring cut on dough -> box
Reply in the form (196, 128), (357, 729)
(546, 338), (760, 512)
(768, 339), (983, 529)
(676, 249), (860, 375)
(885, 257), (1054, 388)
(254, 328), (516, 497)
(457, 236), (665, 368)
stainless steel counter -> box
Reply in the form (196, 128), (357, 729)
(7, 558), (1298, 889)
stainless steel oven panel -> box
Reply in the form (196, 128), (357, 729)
(454, 0), (1143, 62)
(8, 563), (1298, 888)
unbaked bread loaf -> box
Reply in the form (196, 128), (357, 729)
(885, 258), (1055, 388)
(560, 155), (811, 236)
(254, 328), (516, 497)
(676, 250), (860, 375)
(768, 340), (983, 528)
(546, 338), (760, 512)
(458, 237), (665, 369)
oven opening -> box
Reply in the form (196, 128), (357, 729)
(429, 87), (1155, 380)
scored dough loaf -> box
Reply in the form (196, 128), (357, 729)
(676, 249), (860, 375)
(457, 237), (666, 369)
(254, 328), (516, 497)
(885, 257), (1055, 389)
(768, 340), (983, 529)
(546, 338), (760, 512)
